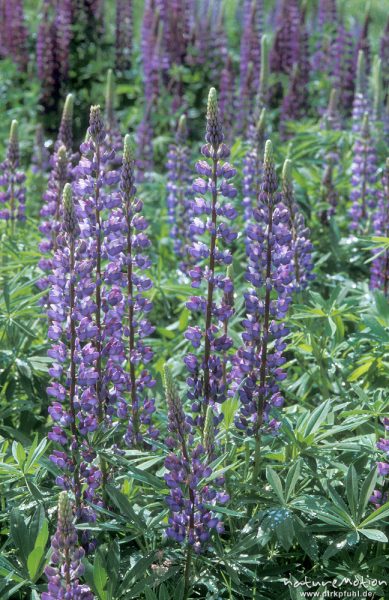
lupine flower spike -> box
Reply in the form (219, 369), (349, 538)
(371, 159), (389, 294)
(118, 134), (158, 445)
(185, 87), (237, 430)
(42, 492), (94, 600)
(0, 120), (26, 226)
(232, 141), (292, 480)
(282, 160), (314, 291)
(166, 115), (194, 270)
(163, 364), (228, 554)
(352, 50), (369, 133)
(349, 112), (378, 233)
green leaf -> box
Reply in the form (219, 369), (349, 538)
(106, 484), (144, 530)
(27, 547), (44, 581)
(266, 467), (285, 504)
(93, 551), (108, 600)
(359, 529), (388, 542)
(348, 360), (374, 382)
(285, 460), (301, 502)
(357, 467), (377, 522)
(303, 400), (331, 437)
(345, 465), (358, 519)
(359, 501), (389, 527)
(10, 509), (30, 572)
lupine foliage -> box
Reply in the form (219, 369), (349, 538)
(0, 1), (389, 600)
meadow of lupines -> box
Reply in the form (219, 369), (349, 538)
(1, 0), (389, 598)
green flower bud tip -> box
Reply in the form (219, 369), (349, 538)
(329, 88), (338, 112)
(163, 364), (181, 414)
(208, 87), (217, 111)
(10, 120), (18, 144)
(58, 491), (73, 531)
(63, 94), (74, 120)
(63, 183), (78, 236)
(264, 139), (273, 165)
(256, 107), (266, 137)
(356, 50), (366, 94)
(123, 134), (135, 163)
(282, 158), (292, 184)
(178, 114), (187, 137)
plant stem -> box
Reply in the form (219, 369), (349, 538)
(203, 154), (218, 424)
(125, 193), (139, 443)
(94, 142), (108, 501)
(252, 195), (273, 483)
(69, 236), (81, 510)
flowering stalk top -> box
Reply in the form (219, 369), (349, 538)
(0, 119), (26, 224)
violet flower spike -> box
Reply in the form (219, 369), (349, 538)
(370, 159), (389, 294)
(0, 120), (26, 227)
(119, 134), (158, 445)
(185, 88), (237, 431)
(232, 140), (293, 481)
(349, 112), (378, 233)
(42, 492), (94, 600)
(282, 159), (314, 291)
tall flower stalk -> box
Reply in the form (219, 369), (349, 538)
(0, 120), (26, 229)
(42, 492), (93, 600)
(185, 88), (237, 430)
(166, 115), (193, 270)
(232, 141), (292, 481)
(163, 365), (228, 574)
(352, 50), (369, 133)
(371, 159), (389, 294)
(349, 112), (378, 233)
(119, 134), (157, 445)
(282, 160), (313, 291)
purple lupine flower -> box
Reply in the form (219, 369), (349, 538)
(269, 0), (300, 75)
(237, 0), (264, 134)
(321, 88), (342, 131)
(32, 124), (51, 175)
(163, 365), (228, 553)
(279, 7), (309, 139)
(352, 51), (369, 133)
(330, 22), (355, 115)
(370, 159), (389, 294)
(209, 5), (228, 83)
(42, 492), (94, 600)
(317, 0), (337, 28)
(282, 160), (314, 291)
(349, 113), (378, 233)
(0, 0), (28, 71)
(118, 134), (158, 445)
(232, 140), (292, 443)
(38, 145), (70, 268)
(73, 105), (122, 435)
(185, 88), (237, 429)
(380, 17), (389, 92)
(115, 0), (133, 72)
(37, 1), (59, 111)
(166, 115), (194, 270)
(242, 108), (266, 241)
(55, 0), (72, 86)
(0, 120), (26, 225)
